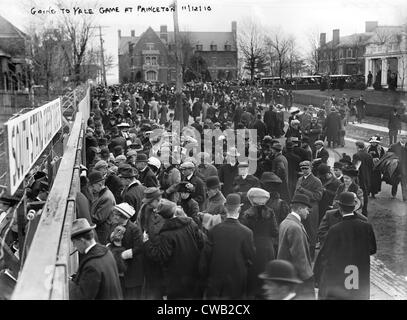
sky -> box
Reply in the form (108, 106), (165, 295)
(1, 0), (406, 84)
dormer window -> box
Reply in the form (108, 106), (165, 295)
(225, 43), (231, 51)
(210, 44), (217, 51)
(196, 44), (203, 51)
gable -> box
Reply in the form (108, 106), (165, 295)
(0, 14), (26, 38)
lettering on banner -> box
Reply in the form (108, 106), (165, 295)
(7, 98), (62, 195)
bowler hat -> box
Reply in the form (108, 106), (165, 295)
(225, 193), (242, 209)
(71, 218), (96, 239)
(260, 172), (282, 184)
(136, 153), (148, 162)
(114, 202), (135, 219)
(88, 171), (105, 185)
(338, 192), (356, 208)
(118, 164), (136, 178)
(157, 199), (177, 219)
(206, 176), (221, 189)
(259, 260), (302, 284)
(314, 140), (324, 146)
(142, 187), (163, 203)
(291, 194), (312, 208)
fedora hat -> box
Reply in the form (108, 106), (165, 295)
(259, 260), (302, 284)
(225, 193), (242, 210)
(142, 187), (163, 203)
(291, 194), (312, 208)
(206, 176), (221, 189)
(260, 172), (282, 184)
(271, 143), (282, 152)
(136, 153), (148, 162)
(118, 164), (136, 178)
(71, 218), (96, 238)
(338, 192), (356, 208)
(94, 160), (108, 170)
(88, 171), (105, 185)
(114, 202), (135, 219)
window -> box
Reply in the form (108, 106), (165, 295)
(347, 48), (353, 58)
(210, 44), (217, 51)
(212, 57), (217, 66)
(145, 56), (151, 65)
(130, 57), (134, 66)
(151, 56), (157, 65)
(146, 70), (157, 81)
(339, 49), (343, 59)
(196, 44), (203, 51)
(225, 44), (232, 51)
(146, 43), (154, 50)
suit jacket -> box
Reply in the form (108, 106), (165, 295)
(317, 208), (367, 246)
(353, 151), (374, 191)
(205, 218), (256, 299)
(70, 244), (123, 300)
(313, 215), (376, 300)
(219, 164), (239, 196)
(277, 213), (313, 281)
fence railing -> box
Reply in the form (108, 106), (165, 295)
(9, 84), (91, 300)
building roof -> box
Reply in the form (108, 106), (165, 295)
(0, 14), (27, 38)
(0, 48), (11, 57)
(119, 36), (140, 55)
(323, 25), (405, 49)
(119, 27), (236, 55)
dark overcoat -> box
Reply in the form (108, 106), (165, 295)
(70, 244), (123, 300)
(205, 218), (256, 299)
(90, 187), (116, 245)
(313, 215), (377, 300)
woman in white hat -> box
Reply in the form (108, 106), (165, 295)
(239, 187), (279, 299)
(367, 135), (385, 198)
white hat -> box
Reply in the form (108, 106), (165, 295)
(114, 203), (135, 219)
(148, 156), (162, 170)
(369, 136), (381, 144)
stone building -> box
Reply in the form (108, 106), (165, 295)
(118, 22), (238, 83)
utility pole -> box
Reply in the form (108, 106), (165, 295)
(173, 0), (184, 128)
(90, 26), (109, 86)
(98, 26), (107, 87)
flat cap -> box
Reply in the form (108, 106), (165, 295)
(180, 161), (195, 169)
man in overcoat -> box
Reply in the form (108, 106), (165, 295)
(277, 194), (314, 299)
(294, 161), (323, 258)
(88, 171), (116, 245)
(313, 192), (377, 300)
(205, 194), (256, 299)
(69, 218), (123, 300)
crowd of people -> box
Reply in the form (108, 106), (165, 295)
(2, 80), (407, 300)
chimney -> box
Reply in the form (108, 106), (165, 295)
(365, 21), (378, 33)
(333, 29), (340, 46)
(232, 21), (237, 34)
(131, 30), (135, 37)
(232, 21), (237, 47)
(118, 29), (121, 38)
(320, 33), (326, 47)
(160, 25), (168, 43)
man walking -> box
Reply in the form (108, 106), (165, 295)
(389, 134), (407, 201)
(388, 108), (401, 145)
(277, 194), (315, 299)
(313, 192), (377, 300)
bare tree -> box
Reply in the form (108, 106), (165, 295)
(306, 28), (322, 75)
(265, 28), (292, 78)
(238, 17), (267, 81)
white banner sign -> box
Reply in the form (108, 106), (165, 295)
(6, 98), (62, 195)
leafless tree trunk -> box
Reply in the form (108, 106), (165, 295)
(265, 28), (292, 78)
